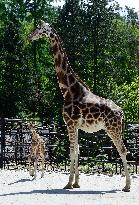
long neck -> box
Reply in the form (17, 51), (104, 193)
(47, 29), (90, 102)
(31, 129), (37, 140)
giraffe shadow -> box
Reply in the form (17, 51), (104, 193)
(44, 189), (120, 195)
(8, 178), (33, 185)
(0, 188), (120, 197)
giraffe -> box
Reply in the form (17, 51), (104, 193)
(28, 123), (45, 179)
(28, 21), (131, 191)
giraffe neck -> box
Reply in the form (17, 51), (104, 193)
(31, 129), (38, 140)
(47, 29), (90, 102)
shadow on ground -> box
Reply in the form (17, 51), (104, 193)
(8, 178), (33, 185)
(0, 188), (121, 197)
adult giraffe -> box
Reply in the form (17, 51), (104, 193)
(29, 21), (130, 192)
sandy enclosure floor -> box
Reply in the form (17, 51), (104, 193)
(0, 169), (139, 205)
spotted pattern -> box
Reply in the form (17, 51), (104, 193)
(29, 22), (130, 191)
(28, 125), (45, 179)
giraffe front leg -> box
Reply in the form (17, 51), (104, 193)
(73, 134), (80, 188)
(63, 113), (80, 189)
(64, 126), (77, 189)
(73, 154), (80, 188)
(64, 145), (75, 189)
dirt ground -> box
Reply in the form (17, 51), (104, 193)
(0, 169), (139, 205)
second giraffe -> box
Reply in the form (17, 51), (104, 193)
(28, 123), (45, 179)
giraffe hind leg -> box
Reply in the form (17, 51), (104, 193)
(107, 132), (131, 192)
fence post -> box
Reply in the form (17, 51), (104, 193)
(0, 118), (5, 168)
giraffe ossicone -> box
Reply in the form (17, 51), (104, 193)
(29, 21), (131, 191)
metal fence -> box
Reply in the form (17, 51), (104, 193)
(0, 118), (139, 174)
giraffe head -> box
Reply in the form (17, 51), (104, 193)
(28, 122), (36, 131)
(29, 21), (54, 41)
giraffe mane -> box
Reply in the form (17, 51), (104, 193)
(51, 25), (90, 91)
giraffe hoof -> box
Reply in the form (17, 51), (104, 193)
(73, 183), (80, 188)
(122, 186), (130, 192)
(63, 184), (73, 189)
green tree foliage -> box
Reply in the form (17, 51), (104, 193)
(0, 0), (138, 122)
(56, 0), (139, 122)
(25, 0), (62, 122)
(0, 1), (32, 117)
(56, 0), (84, 68)
(83, 0), (117, 94)
(0, 0), (59, 121)
(112, 77), (139, 122)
